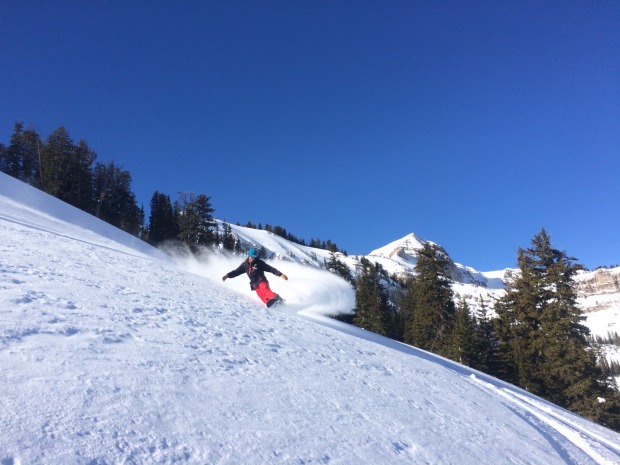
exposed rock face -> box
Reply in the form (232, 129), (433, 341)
(575, 268), (620, 295)
(574, 267), (620, 315)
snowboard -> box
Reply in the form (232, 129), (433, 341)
(267, 295), (285, 308)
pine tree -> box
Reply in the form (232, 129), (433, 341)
(325, 251), (353, 284)
(472, 297), (497, 375)
(37, 128), (96, 211)
(354, 258), (393, 337)
(448, 299), (477, 366)
(20, 127), (43, 187)
(398, 276), (416, 343)
(221, 221), (236, 251)
(175, 192), (216, 252)
(403, 243), (455, 356)
(93, 162), (141, 235)
(0, 143), (6, 173)
(4, 122), (25, 178)
(40, 126), (75, 198)
(63, 139), (95, 212)
(148, 191), (178, 245)
(1, 122), (42, 184)
(494, 229), (620, 428)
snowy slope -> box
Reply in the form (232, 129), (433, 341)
(1, 173), (620, 465)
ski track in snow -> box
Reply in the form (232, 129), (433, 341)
(2, 173), (620, 465)
(468, 377), (620, 465)
(296, 310), (620, 465)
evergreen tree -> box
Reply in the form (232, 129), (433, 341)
(114, 170), (141, 235)
(325, 251), (353, 284)
(221, 221), (236, 251)
(273, 225), (286, 238)
(93, 161), (141, 235)
(63, 139), (95, 212)
(38, 127), (92, 210)
(20, 127), (43, 187)
(0, 143), (6, 173)
(148, 191), (178, 245)
(398, 275), (416, 343)
(137, 204), (146, 239)
(4, 122), (25, 178)
(354, 258), (393, 337)
(403, 243), (455, 356)
(38, 127), (95, 211)
(40, 126), (75, 198)
(175, 192), (216, 251)
(494, 229), (620, 428)
(472, 297), (497, 375)
(448, 299), (477, 366)
(325, 240), (338, 253)
(1, 124), (54, 188)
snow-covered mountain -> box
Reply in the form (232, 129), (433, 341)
(367, 233), (489, 287)
(224, 214), (619, 339)
(2, 172), (620, 464)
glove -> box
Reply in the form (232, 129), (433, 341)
(222, 275), (228, 281)
(281, 274), (288, 280)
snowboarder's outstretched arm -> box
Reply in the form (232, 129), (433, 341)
(261, 261), (287, 280)
(222, 262), (247, 281)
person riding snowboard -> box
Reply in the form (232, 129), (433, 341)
(222, 248), (288, 307)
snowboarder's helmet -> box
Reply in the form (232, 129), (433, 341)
(247, 248), (258, 258)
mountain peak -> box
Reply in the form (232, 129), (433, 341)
(368, 233), (429, 259)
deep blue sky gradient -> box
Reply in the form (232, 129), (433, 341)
(2, 1), (618, 270)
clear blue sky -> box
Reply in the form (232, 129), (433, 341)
(2, 1), (618, 271)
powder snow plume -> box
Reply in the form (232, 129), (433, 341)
(161, 245), (355, 316)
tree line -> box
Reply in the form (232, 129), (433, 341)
(0, 122), (341, 253)
(0, 123), (144, 235)
(0, 122), (228, 253)
(339, 229), (620, 431)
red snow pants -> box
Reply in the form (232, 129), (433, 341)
(255, 281), (277, 305)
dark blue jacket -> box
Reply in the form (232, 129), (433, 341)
(225, 258), (283, 290)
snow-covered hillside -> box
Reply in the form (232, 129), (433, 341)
(2, 177), (620, 463)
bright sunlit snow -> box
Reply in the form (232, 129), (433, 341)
(1, 172), (619, 465)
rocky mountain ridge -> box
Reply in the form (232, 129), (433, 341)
(576, 267), (620, 297)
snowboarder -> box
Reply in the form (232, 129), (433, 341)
(222, 248), (288, 307)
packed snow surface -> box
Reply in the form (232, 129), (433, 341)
(1, 172), (620, 465)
